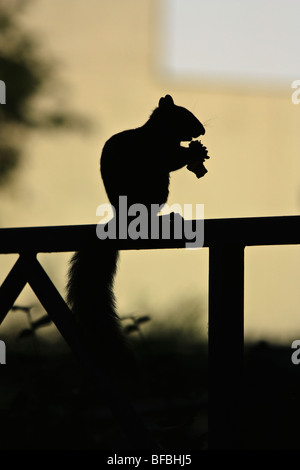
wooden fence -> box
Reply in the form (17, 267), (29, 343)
(0, 215), (299, 449)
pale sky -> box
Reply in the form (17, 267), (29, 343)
(161, 0), (300, 86)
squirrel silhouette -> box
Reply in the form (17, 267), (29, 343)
(66, 95), (208, 376)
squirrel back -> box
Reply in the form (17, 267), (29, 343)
(67, 95), (206, 375)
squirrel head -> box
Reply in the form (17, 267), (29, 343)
(155, 94), (205, 143)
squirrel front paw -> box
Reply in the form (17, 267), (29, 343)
(188, 140), (209, 160)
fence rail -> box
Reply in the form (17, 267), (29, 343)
(0, 215), (299, 253)
(0, 214), (300, 450)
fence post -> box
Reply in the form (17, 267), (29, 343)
(208, 243), (245, 449)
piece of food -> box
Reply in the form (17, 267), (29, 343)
(187, 158), (208, 178)
(186, 140), (210, 179)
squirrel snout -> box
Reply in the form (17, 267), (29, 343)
(196, 121), (206, 137)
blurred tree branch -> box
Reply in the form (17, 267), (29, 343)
(0, 0), (90, 186)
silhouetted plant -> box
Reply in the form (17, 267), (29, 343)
(121, 314), (151, 338)
(12, 304), (52, 356)
(0, 0), (89, 186)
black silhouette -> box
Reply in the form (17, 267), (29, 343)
(67, 95), (208, 375)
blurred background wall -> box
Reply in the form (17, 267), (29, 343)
(1, 0), (300, 345)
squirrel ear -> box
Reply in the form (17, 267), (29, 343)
(159, 94), (174, 108)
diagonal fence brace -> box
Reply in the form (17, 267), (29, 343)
(0, 255), (28, 324)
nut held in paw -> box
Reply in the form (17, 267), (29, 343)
(186, 140), (210, 179)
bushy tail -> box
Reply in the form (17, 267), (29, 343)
(66, 248), (133, 375)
